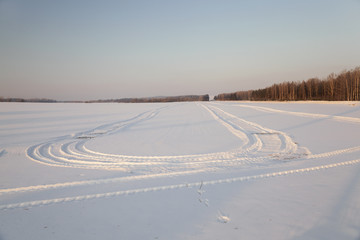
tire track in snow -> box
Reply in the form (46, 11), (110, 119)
(0, 169), (208, 195)
(209, 102), (360, 160)
(26, 107), (168, 170)
(25, 103), (308, 172)
(4, 103), (360, 210)
(307, 145), (360, 159)
(24, 102), (359, 172)
(201, 104), (301, 156)
(224, 103), (360, 124)
(2, 158), (360, 210)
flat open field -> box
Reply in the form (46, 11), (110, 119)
(1, 101), (360, 240)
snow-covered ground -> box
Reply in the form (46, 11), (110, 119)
(1, 101), (359, 240)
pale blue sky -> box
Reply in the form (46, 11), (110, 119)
(1, 0), (360, 101)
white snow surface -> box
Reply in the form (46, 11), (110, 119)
(0, 101), (360, 240)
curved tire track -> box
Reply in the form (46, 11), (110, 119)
(2, 103), (360, 210)
(25, 104), (309, 172)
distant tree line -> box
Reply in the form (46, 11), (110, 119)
(0, 97), (57, 103)
(86, 94), (210, 103)
(215, 67), (360, 101)
(0, 95), (209, 103)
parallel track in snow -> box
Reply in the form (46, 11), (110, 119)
(1, 158), (360, 210)
(25, 103), (309, 172)
(223, 103), (360, 124)
(1, 102), (360, 210)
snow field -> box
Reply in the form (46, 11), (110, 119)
(0, 101), (360, 239)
